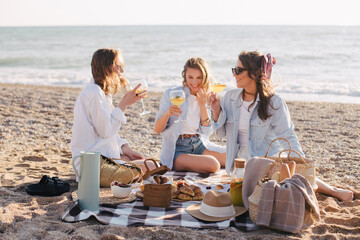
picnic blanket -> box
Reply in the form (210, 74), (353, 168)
(61, 170), (263, 231)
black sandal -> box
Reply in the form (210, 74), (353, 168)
(26, 175), (70, 196)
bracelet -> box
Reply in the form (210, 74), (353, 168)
(201, 118), (210, 125)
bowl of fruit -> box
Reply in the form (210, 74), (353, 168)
(111, 181), (132, 198)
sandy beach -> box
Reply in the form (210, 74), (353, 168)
(0, 83), (359, 239)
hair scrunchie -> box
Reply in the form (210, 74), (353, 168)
(261, 53), (276, 80)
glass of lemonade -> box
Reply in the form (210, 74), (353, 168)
(210, 82), (227, 94)
(170, 90), (185, 123)
(131, 79), (151, 116)
(208, 77), (227, 110)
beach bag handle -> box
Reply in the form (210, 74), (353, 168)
(278, 149), (307, 165)
(265, 138), (291, 157)
(144, 158), (161, 171)
(142, 158), (170, 180)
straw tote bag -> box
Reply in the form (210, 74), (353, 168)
(100, 155), (142, 188)
(248, 164), (317, 230)
(264, 138), (317, 189)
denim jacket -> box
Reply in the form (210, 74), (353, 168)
(212, 88), (304, 174)
(155, 86), (226, 169)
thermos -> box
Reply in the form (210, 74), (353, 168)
(72, 151), (100, 211)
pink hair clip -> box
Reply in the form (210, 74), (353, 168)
(261, 53), (276, 80)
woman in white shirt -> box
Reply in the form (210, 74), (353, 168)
(154, 57), (226, 173)
(71, 48), (146, 174)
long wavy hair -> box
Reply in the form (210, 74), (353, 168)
(91, 48), (127, 95)
(239, 50), (275, 121)
(181, 57), (210, 92)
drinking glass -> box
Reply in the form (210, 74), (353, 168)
(207, 77), (227, 111)
(170, 90), (185, 123)
(130, 79), (151, 116)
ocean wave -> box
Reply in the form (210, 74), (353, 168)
(1, 25), (360, 104)
(276, 85), (360, 97)
(0, 57), (35, 66)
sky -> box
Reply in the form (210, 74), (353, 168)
(0, 0), (359, 26)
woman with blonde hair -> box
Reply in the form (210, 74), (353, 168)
(155, 57), (226, 173)
(210, 50), (353, 201)
(71, 48), (146, 175)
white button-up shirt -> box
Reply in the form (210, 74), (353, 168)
(71, 82), (128, 173)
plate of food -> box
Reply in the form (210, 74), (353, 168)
(136, 179), (204, 202)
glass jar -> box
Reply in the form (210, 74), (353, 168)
(230, 158), (245, 206)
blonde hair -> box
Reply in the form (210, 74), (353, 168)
(181, 57), (211, 91)
(91, 48), (128, 95)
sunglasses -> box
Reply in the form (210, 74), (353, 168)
(232, 67), (247, 75)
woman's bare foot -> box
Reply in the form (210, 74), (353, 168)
(316, 178), (354, 202)
(331, 187), (354, 202)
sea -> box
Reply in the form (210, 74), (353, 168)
(1, 25), (359, 104)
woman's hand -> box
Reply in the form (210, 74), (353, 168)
(209, 92), (220, 112)
(209, 92), (221, 122)
(196, 88), (208, 108)
(118, 83), (146, 112)
(154, 104), (182, 134)
(166, 105), (182, 117)
(121, 144), (144, 160)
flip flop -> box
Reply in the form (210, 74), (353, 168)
(26, 175), (70, 196)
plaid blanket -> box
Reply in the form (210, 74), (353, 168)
(61, 170), (263, 231)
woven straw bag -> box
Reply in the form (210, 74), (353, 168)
(248, 164), (272, 223)
(142, 159), (172, 208)
(99, 155), (142, 188)
(264, 138), (317, 189)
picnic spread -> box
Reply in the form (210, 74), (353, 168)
(61, 170), (262, 231)
(63, 145), (320, 233)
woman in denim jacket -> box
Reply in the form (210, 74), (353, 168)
(155, 57), (226, 173)
(210, 50), (353, 202)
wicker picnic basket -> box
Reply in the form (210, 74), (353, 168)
(264, 138), (317, 189)
(99, 155), (142, 188)
(142, 159), (172, 208)
(249, 146), (317, 223)
(248, 164), (272, 223)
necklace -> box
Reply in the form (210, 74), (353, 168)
(243, 89), (256, 96)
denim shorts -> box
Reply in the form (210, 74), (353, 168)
(173, 135), (207, 161)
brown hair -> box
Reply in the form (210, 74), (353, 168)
(181, 57), (210, 92)
(239, 50), (275, 121)
(91, 48), (127, 95)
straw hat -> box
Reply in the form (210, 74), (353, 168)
(186, 190), (247, 222)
